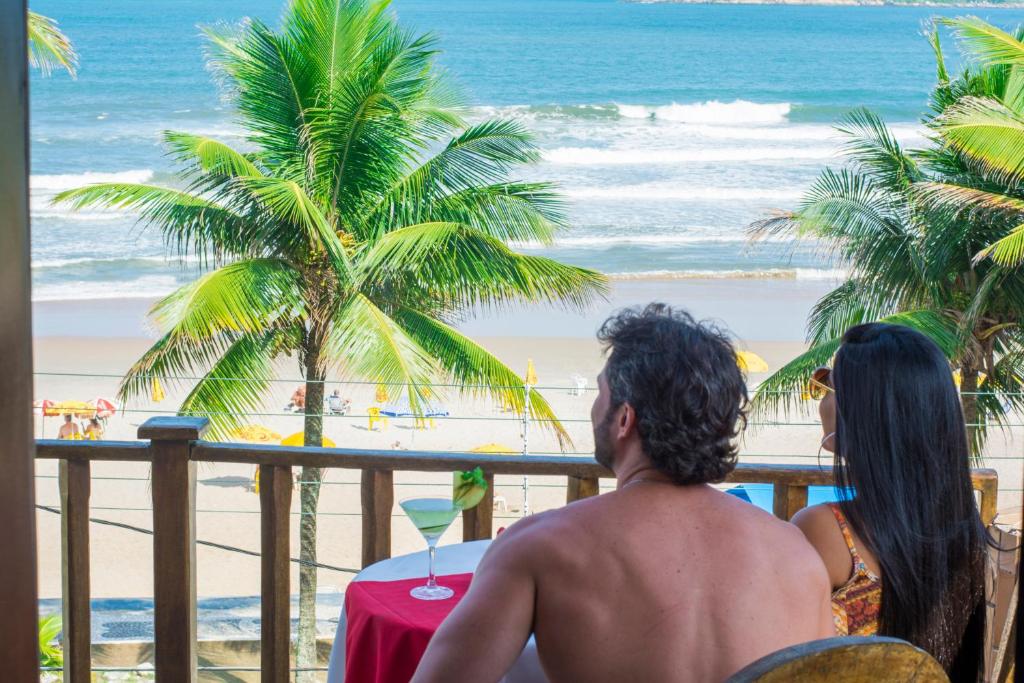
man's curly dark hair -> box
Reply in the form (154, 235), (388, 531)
(597, 303), (748, 485)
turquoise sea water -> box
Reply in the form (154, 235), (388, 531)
(28, 0), (1024, 301)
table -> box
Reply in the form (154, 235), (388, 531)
(326, 540), (548, 683)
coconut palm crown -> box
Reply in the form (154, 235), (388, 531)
(54, 0), (606, 672)
(748, 24), (1024, 453)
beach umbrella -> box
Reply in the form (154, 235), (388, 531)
(33, 399), (54, 416)
(736, 351), (769, 373)
(93, 397), (117, 419)
(229, 425), (282, 443)
(46, 400), (95, 418)
(525, 359), (538, 387)
(280, 432), (337, 448)
(470, 443), (517, 454)
(151, 377), (166, 403)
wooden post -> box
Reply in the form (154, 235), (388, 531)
(462, 473), (494, 542)
(60, 459), (91, 682)
(566, 475), (600, 504)
(361, 469), (393, 567)
(977, 474), (998, 527)
(772, 483), (808, 521)
(0, 1), (40, 679)
(140, 417), (208, 683)
(260, 464), (292, 682)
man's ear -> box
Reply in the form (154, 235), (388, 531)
(617, 402), (636, 439)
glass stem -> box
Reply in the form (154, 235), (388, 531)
(427, 544), (438, 587)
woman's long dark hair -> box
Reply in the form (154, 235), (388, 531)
(832, 323), (987, 678)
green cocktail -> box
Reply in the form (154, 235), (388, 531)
(399, 498), (462, 600)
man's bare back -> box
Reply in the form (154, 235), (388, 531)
(414, 305), (835, 682)
(415, 482), (832, 683)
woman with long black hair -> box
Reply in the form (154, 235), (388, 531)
(792, 322), (987, 680)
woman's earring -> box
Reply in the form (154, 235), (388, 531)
(817, 431), (836, 467)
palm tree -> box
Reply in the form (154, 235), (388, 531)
(54, 0), (606, 673)
(928, 18), (1024, 267)
(748, 28), (1024, 452)
(28, 10), (77, 77)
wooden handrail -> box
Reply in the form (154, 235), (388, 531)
(36, 417), (1002, 682)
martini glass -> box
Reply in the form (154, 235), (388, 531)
(399, 497), (462, 600)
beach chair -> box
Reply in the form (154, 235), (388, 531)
(569, 374), (588, 396)
(726, 636), (948, 682)
(367, 407), (388, 431)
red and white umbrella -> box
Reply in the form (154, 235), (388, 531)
(32, 399), (54, 417)
(93, 397), (117, 419)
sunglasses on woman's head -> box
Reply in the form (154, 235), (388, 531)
(807, 366), (834, 400)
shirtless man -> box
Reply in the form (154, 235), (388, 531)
(414, 304), (834, 682)
(57, 414), (81, 440)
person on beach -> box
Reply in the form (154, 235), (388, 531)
(57, 414), (81, 440)
(414, 304), (834, 683)
(287, 385), (306, 412)
(792, 323), (988, 678)
(85, 417), (104, 440)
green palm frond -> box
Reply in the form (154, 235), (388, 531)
(942, 17), (1024, 67)
(751, 309), (961, 420)
(357, 221), (607, 311)
(150, 259), (303, 338)
(935, 96), (1024, 184)
(179, 330), (290, 438)
(51, 183), (258, 261)
(976, 222), (1024, 265)
(28, 11), (77, 78)
(392, 307), (571, 444)
(164, 132), (265, 178)
(324, 294), (441, 408)
(238, 176), (353, 277)
(836, 108), (920, 192)
(805, 279), (887, 346)
(361, 121), (556, 241)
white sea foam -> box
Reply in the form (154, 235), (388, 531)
(31, 255), (201, 269)
(31, 169), (155, 192)
(514, 233), (795, 249)
(31, 275), (181, 302)
(608, 268), (847, 281)
(545, 146), (835, 165)
(616, 100), (792, 125)
(563, 184), (805, 202)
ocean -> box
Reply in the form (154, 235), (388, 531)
(28, 0), (1024, 302)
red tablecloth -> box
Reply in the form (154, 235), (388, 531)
(344, 573), (474, 683)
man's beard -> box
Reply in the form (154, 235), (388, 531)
(593, 408), (617, 469)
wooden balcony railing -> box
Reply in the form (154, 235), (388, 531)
(36, 416), (1001, 682)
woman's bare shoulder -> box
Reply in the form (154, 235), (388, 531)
(791, 503), (854, 589)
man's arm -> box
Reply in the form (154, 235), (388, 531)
(412, 520), (540, 683)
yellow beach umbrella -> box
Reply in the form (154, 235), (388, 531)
(228, 425), (282, 444)
(736, 351), (769, 373)
(470, 443), (517, 454)
(280, 432), (336, 448)
(46, 400), (95, 418)
(525, 359), (538, 387)
(151, 377), (166, 403)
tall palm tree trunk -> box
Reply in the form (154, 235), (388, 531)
(298, 334), (326, 681)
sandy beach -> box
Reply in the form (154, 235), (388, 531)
(29, 277), (1023, 615)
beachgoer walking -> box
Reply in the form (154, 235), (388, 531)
(414, 304), (833, 683)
